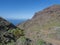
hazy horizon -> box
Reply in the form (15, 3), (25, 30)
(7, 19), (27, 25)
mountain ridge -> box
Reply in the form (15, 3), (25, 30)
(17, 5), (60, 45)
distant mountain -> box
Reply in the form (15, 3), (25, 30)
(17, 5), (60, 45)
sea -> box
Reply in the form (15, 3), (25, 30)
(7, 19), (27, 25)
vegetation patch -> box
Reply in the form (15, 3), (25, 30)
(37, 39), (45, 45)
(8, 28), (24, 39)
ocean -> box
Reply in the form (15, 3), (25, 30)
(7, 19), (27, 25)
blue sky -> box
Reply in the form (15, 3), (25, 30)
(0, 0), (60, 19)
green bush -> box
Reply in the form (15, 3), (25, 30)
(0, 43), (2, 45)
(8, 28), (24, 38)
(37, 39), (44, 45)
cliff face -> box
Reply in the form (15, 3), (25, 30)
(17, 5), (60, 45)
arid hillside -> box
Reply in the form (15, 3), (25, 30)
(17, 5), (60, 45)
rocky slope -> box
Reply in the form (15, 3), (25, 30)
(0, 17), (17, 30)
(0, 17), (24, 45)
(17, 5), (60, 45)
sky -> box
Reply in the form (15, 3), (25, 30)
(0, 0), (60, 19)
